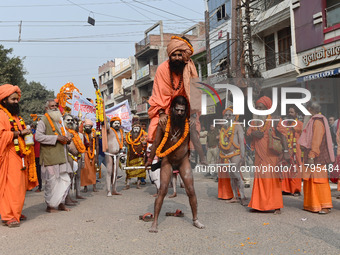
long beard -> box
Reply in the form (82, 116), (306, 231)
(169, 59), (186, 75)
(132, 130), (140, 139)
(2, 102), (20, 115)
(253, 114), (267, 125)
(47, 109), (62, 122)
(170, 111), (186, 134)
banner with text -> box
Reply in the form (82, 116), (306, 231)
(71, 91), (132, 132)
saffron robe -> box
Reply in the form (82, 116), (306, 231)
(302, 119), (332, 212)
(0, 111), (26, 222)
(247, 119), (287, 211)
(81, 133), (96, 186)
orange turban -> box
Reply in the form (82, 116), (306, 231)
(256, 96), (272, 110)
(110, 116), (121, 124)
(167, 36), (194, 62)
(0, 84), (21, 101)
(222, 107), (239, 121)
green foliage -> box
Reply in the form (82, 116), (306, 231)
(0, 44), (55, 123)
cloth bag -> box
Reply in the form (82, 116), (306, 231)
(268, 127), (283, 155)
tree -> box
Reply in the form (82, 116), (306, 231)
(20, 81), (55, 122)
(0, 44), (55, 122)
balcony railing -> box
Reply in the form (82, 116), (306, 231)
(137, 65), (150, 80)
(326, 3), (340, 28)
(253, 51), (291, 72)
(136, 35), (150, 52)
(122, 78), (135, 89)
(252, 0), (285, 17)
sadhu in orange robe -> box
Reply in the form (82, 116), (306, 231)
(300, 118), (333, 212)
(0, 109), (27, 222)
(247, 118), (287, 211)
(281, 120), (303, 194)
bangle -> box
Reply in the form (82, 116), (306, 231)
(283, 150), (288, 153)
(147, 158), (153, 163)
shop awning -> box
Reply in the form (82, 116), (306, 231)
(297, 63), (340, 82)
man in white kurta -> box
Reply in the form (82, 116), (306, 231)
(35, 99), (72, 212)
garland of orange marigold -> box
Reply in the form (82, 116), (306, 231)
(0, 105), (37, 182)
(85, 129), (96, 159)
(111, 127), (124, 149)
(66, 128), (86, 153)
(44, 113), (67, 144)
(156, 118), (189, 158)
(126, 129), (146, 156)
(219, 126), (236, 151)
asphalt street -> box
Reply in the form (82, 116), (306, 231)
(1, 166), (339, 255)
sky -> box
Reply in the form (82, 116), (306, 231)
(0, 0), (206, 99)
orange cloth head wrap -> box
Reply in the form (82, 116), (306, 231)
(222, 107), (239, 121)
(110, 116), (121, 124)
(256, 96), (272, 110)
(167, 36), (194, 62)
(0, 84), (21, 101)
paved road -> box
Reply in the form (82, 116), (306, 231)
(1, 167), (339, 255)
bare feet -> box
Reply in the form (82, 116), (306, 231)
(193, 219), (205, 229)
(240, 198), (248, 206)
(149, 222), (158, 233)
(318, 208), (330, 214)
(58, 204), (71, 212)
(336, 195), (340, 199)
(168, 193), (177, 198)
(136, 185), (141, 189)
(112, 191), (122, 195)
(226, 198), (238, 203)
(152, 193), (158, 197)
(46, 206), (58, 213)
(107, 192), (112, 197)
(123, 185), (130, 190)
(274, 209), (281, 215)
(82, 186), (88, 193)
(76, 195), (86, 199)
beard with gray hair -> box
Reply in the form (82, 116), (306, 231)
(47, 109), (62, 122)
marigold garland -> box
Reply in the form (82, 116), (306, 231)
(44, 113), (66, 143)
(66, 128), (86, 153)
(220, 150), (240, 163)
(85, 129), (96, 159)
(126, 130), (146, 156)
(156, 118), (189, 158)
(111, 127), (124, 149)
(0, 105), (37, 181)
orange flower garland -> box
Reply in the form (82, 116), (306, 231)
(85, 129), (96, 159)
(66, 128), (86, 153)
(156, 118), (189, 158)
(0, 105), (37, 181)
(110, 127), (124, 149)
(44, 113), (66, 139)
(126, 129), (146, 156)
(219, 126), (235, 151)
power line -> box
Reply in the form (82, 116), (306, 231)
(168, 0), (203, 15)
(120, 0), (153, 21)
(0, 0), (162, 8)
(132, 0), (199, 23)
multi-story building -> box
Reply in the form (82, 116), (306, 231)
(294, 0), (340, 116)
(132, 21), (204, 122)
(98, 58), (135, 109)
(251, 0), (298, 90)
(112, 57), (135, 107)
(98, 60), (115, 108)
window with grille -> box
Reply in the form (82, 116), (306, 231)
(278, 27), (291, 65)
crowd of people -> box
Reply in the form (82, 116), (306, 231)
(0, 36), (339, 232)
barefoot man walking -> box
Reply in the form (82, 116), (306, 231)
(146, 96), (206, 233)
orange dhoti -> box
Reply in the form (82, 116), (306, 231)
(303, 177), (332, 212)
(80, 154), (96, 186)
(281, 168), (302, 194)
